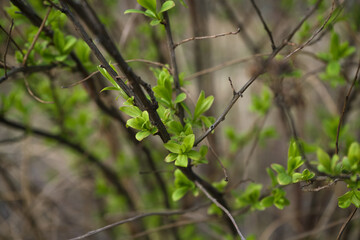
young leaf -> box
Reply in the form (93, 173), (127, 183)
(172, 187), (189, 201)
(175, 92), (186, 103)
(136, 131), (151, 141)
(159, 1), (175, 14)
(181, 134), (195, 152)
(165, 153), (177, 163)
(137, 0), (157, 13)
(175, 154), (188, 167)
(164, 141), (182, 154)
(194, 91), (214, 120)
(124, 9), (147, 15)
(119, 106), (142, 118)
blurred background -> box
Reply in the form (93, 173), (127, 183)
(0, 0), (360, 239)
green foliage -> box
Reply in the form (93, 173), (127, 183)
(249, 86), (272, 116)
(190, 90), (215, 128)
(236, 183), (264, 210)
(172, 169), (197, 201)
(317, 31), (356, 87)
(270, 141), (313, 185)
(124, 0), (176, 26)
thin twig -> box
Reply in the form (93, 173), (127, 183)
(228, 77), (236, 95)
(22, 7), (52, 66)
(0, 65), (56, 84)
(174, 28), (241, 48)
(24, 76), (54, 104)
(0, 23), (24, 56)
(61, 70), (100, 88)
(336, 207), (358, 240)
(335, 60), (360, 154)
(160, 0), (184, 123)
(68, 204), (208, 240)
(301, 179), (338, 192)
(250, 0), (276, 50)
(185, 53), (268, 81)
(195, 181), (246, 240)
(285, 0), (337, 59)
(4, 19), (14, 79)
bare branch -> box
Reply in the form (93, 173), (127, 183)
(24, 76), (54, 104)
(336, 207), (358, 240)
(195, 181), (246, 240)
(3, 19), (14, 79)
(250, 0), (276, 50)
(0, 65), (57, 84)
(174, 28), (241, 48)
(185, 53), (268, 80)
(335, 60), (360, 154)
(22, 7), (52, 66)
(68, 204), (209, 240)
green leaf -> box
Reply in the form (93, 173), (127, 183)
(97, 65), (120, 89)
(338, 191), (355, 208)
(267, 168), (278, 187)
(326, 61), (341, 76)
(348, 142), (360, 165)
(54, 29), (65, 52)
(181, 134), (195, 152)
(126, 118), (144, 130)
(175, 154), (188, 167)
(271, 163), (286, 174)
(317, 148), (331, 174)
(137, 0), (157, 13)
(330, 31), (340, 59)
(277, 172), (292, 185)
(165, 153), (177, 163)
(136, 131), (151, 141)
(260, 196), (274, 208)
(100, 86), (120, 92)
(124, 9), (147, 15)
(164, 141), (182, 154)
(194, 91), (214, 120)
(150, 19), (162, 26)
(175, 92), (186, 103)
(63, 36), (77, 54)
(187, 150), (201, 160)
(119, 106), (142, 118)
(159, 1), (175, 13)
(172, 187), (189, 201)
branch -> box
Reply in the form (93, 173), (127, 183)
(0, 23), (24, 56)
(0, 65), (57, 84)
(173, 28), (241, 48)
(194, 0), (323, 146)
(250, 0), (276, 50)
(335, 60), (360, 154)
(60, 0), (170, 143)
(3, 19), (14, 79)
(336, 207), (357, 240)
(68, 203), (209, 240)
(285, 0), (337, 59)
(160, 0), (184, 122)
(195, 181), (246, 240)
(22, 7), (52, 66)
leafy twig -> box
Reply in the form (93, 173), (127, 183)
(335, 60), (360, 154)
(173, 28), (241, 48)
(285, 0), (338, 59)
(160, 0), (184, 122)
(250, 0), (276, 50)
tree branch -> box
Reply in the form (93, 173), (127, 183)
(174, 28), (241, 48)
(250, 0), (276, 50)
